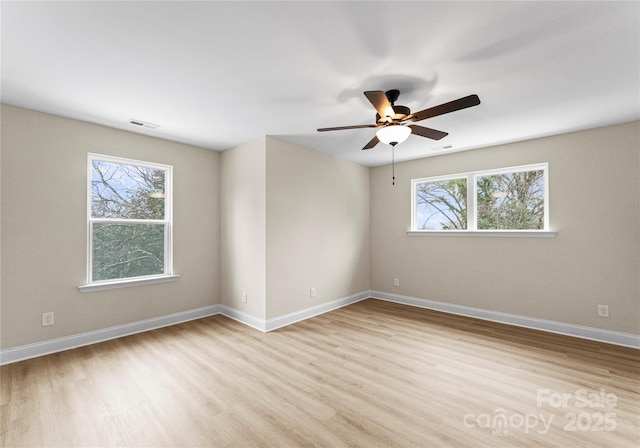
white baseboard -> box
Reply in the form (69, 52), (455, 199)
(0, 305), (221, 365)
(3, 290), (636, 365)
(265, 291), (370, 331)
(0, 292), (371, 365)
(370, 290), (640, 349)
(217, 305), (267, 332)
(216, 291), (371, 332)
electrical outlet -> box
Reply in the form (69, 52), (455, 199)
(42, 312), (54, 327)
(393, 278), (400, 287)
(242, 292), (247, 303)
(597, 305), (609, 318)
(310, 287), (316, 298)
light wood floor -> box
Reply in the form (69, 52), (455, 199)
(1, 299), (639, 447)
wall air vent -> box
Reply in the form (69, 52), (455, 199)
(129, 119), (159, 130)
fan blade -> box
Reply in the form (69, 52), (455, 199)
(364, 91), (394, 121)
(408, 94), (481, 123)
(409, 125), (448, 140)
(317, 124), (377, 132)
(362, 135), (379, 150)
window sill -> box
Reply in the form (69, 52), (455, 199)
(78, 274), (180, 293)
(407, 230), (557, 238)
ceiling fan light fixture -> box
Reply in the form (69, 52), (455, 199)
(376, 125), (411, 146)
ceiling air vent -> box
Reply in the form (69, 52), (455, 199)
(431, 145), (453, 152)
(129, 119), (159, 130)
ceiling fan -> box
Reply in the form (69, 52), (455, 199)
(317, 90), (481, 150)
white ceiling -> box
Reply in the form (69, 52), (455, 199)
(2, 1), (638, 167)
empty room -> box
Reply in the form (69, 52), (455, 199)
(1, 1), (638, 447)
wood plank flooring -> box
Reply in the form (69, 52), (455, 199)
(1, 299), (639, 447)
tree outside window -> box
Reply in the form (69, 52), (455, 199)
(476, 170), (545, 230)
(415, 177), (467, 230)
(88, 155), (172, 283)
(412, 164), (548, 232)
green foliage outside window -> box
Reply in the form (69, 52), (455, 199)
(92, 224), (165, 281)
(476, 170), (544, 230)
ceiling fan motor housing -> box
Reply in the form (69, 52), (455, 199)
(385, 89), (400, 103)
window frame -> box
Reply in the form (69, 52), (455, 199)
(410, 163), (555, 237)
(80, 153), (177, 292)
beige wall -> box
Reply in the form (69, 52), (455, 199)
(2, 103), (637, 352)
(220, 137), (267, 319)
(220, 136), (371, 321)
(370, 122), (640, 334)
(1, 105), (220, 348)
(265, 137), (370, 319)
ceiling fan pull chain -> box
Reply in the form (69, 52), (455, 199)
(391, 142), (396, 186)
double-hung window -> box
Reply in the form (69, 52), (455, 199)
(81, 154), (175, 291)
(411, 163), (553, 236)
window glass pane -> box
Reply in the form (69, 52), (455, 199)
(92, 223), (165, 281)
(415, 178), (467, 230)
(476, 170), (545, 230)
(91, 160), (165, 219)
